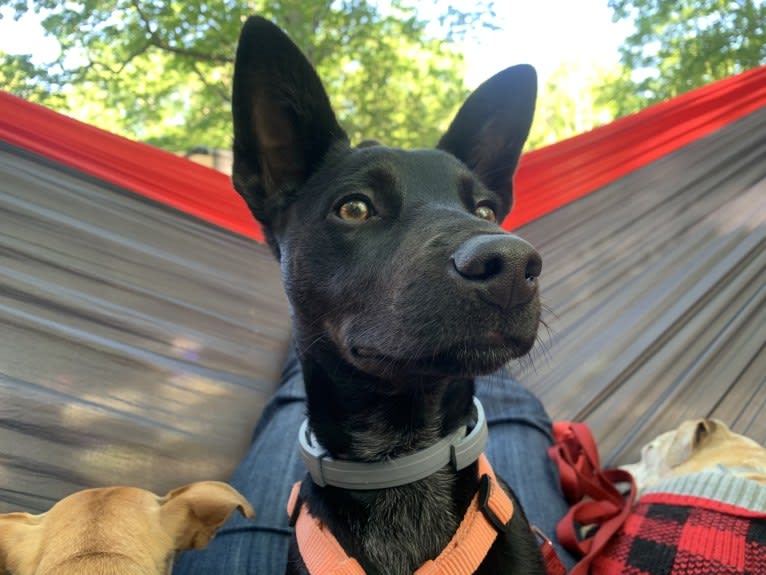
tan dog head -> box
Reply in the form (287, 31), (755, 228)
(0, 481), (254, 575)
(622, 418), (766, 494)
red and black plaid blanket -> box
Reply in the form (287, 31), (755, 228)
(591, 492), (766, 574)
(549, 422), (766, 575)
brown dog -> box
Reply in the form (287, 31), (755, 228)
(0, 481), (254, 575)
(621, 418), (766, 494)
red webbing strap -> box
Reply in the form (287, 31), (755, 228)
(548, 422), (636, 575)
(532, 526), (568, 575)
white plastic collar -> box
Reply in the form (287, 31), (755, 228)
(298, 397), (488, 490)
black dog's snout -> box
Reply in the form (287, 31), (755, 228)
(451, 234), (541, 310)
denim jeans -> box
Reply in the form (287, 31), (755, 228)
(173, 347), (576, 573)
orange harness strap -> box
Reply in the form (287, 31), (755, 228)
(415, 454), (514, 575)
(287, 481), (365, 575)
(286, 454), (514, 575)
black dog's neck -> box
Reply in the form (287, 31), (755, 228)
(299, 353), (481, 574)
(301, 354), (476, 463)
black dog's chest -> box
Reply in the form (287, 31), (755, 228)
(290, 469), (547, 575)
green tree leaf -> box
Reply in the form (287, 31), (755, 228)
(1, 0), (494, 152)
(527, 61), (617, 150)
(604, 0), (765, 115)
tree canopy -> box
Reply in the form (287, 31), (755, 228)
(4, 1), (764, 153)
(1, 0), (496, 151)
(526, 61), (616, 149)
(604, 0), (766, 116)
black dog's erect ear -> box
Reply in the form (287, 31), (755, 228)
(438, 65), (537, 214)
(231, 16), (349, 240)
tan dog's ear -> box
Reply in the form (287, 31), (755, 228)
(159, 481), (254, 551)
(666, 419), (716, 467)
(694, 419), (717, 446)
(0, 512), (42, 573)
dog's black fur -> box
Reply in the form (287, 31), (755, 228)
(232, 16), (547, 575)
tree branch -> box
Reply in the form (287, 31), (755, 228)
(116, 42), (152, 74)
(129, 0), (233, 64)
(147, 38), (232, 64)
(192, 62), (231, 104)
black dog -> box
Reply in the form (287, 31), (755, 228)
(232, 16), (547, 575)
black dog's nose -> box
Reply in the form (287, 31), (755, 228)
(451, 234), (542, 310)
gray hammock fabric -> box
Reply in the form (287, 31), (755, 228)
(1, 108), (765, 514)
(518, 108), (766, 464)
(1, 143), (288, 512)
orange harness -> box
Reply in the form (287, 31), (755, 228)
(286, 453), (566, 575)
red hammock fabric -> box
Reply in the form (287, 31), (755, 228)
(1, 65), (765, 241)
(507, 65), (766, 230)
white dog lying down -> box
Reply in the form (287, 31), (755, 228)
(621, 418), (766, 495)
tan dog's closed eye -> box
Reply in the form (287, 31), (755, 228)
(0, 481), (254, 575)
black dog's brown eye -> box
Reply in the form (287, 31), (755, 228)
(474, 205), (497, 223)
(338, 199), (371, 222)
